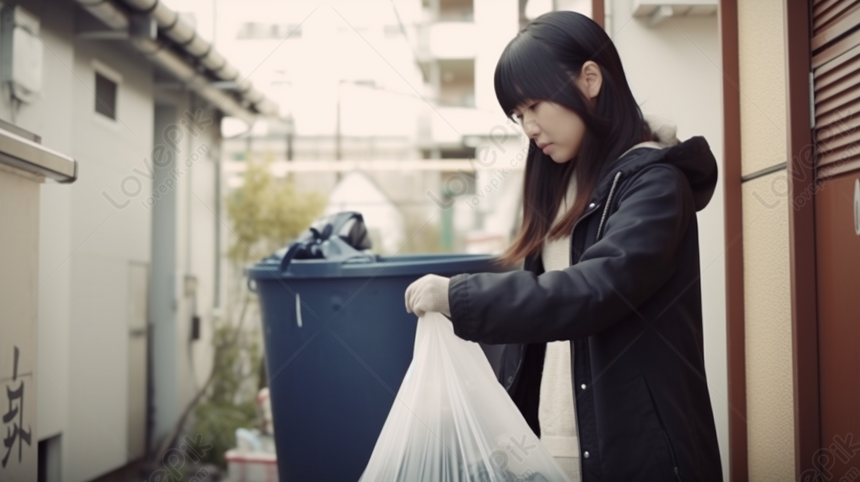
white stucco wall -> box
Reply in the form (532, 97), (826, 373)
(150, 95), (222, 445)
(0, 163), (43, 481)
(0, 0), (153, 480)
(606, 2), (729, 480)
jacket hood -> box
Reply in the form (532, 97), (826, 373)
(594, 115), (719, 212)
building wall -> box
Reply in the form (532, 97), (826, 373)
(737, 0), (795, 479)
(0, 0), (155, 480)
(0, 0), (77, 456)
(604, 2), (729, 479)
(150, 94), (222, 446)
(22, 0), (76, 451)
(66, 18), (156, 482)
(174, 101), (221, 428)
(0, 163), (43, 481)
(185, 106), (222, 411)
(0, 1), (226, 481)
(474, 0), (518, 114)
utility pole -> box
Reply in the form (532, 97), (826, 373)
(285, 113), (294, 161)
(335, 80), (342, 183)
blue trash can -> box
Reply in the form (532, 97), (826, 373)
(245, 214), (513, 481)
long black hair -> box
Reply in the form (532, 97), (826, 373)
(494, 10), (653, 267)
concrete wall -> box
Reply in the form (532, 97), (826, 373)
(604, 2), (729, 479)
(737, 0), (796, 479)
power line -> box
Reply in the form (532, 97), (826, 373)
(389, 0), (429, 81)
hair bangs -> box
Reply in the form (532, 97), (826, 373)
(494, 35), (576, 120)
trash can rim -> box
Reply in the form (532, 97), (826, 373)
(244, 252), (505, 280)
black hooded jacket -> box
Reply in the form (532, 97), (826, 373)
(447, 136), (723, 481)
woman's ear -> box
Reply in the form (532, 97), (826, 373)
(575, 60), (603, 102)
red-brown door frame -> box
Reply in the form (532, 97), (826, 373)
(591, 0), (605, 28)
(784, 0), (820, 478)
(719, 1), (748, 480)
(722, 0), (821, 479)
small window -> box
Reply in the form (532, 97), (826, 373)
(95, 72), (117, 120)
(237, 22), (301, 39)
(285, 23), (302, 38)
(384, 24), (402, 38)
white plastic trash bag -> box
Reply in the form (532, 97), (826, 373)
(359, 311), (572, 482)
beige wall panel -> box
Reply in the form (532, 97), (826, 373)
(0, 164), (41, 482)
(741, 173), (795, 481)
(737, 0), (788, 177)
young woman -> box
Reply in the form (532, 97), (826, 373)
(404, 10), (722, 482)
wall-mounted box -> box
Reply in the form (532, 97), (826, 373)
(1, 5), (43, 103)
(632, 0), (717, 26)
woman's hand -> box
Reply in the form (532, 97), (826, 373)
(404, 274), (451, 318)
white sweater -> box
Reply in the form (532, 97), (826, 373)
(539, 172), (582, 481)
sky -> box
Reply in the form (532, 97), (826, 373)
(161, 0), (429, 136)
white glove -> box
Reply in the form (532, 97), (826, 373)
(404, 274), (451, 318)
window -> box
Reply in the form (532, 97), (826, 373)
(283, 23), (303, 38)
(438, 59), (475, 108)
(384, 24), (402, 38)
(439, 0), (474, 21)
(237, 22), (302, 39)
(95, 72), (117, 119)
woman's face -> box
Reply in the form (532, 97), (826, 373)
(513, 99), (586, 164)
(511, 61), (601, 164)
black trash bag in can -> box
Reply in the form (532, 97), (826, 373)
(275, 211), (374, 272)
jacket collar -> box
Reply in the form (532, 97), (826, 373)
(590, 135), (718, 212)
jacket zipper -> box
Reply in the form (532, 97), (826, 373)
(596, 171), (623, 241)
(662, 428), (683, 481)
(567, 170), (623, 266)
(566, 170), (623, 476)
(568, 206), (598, 476)
(567, 204), (601, 265)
